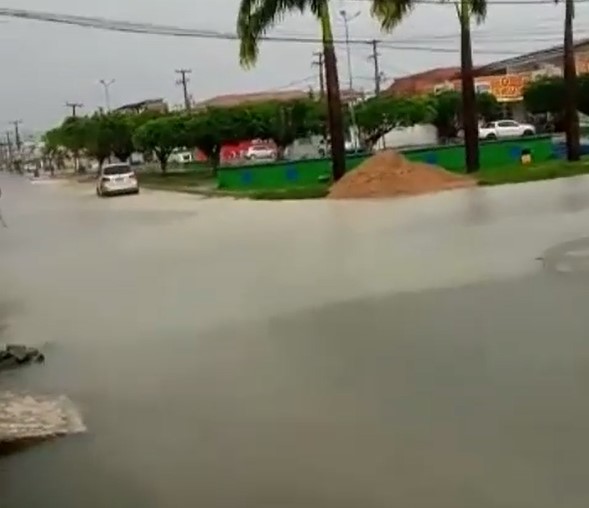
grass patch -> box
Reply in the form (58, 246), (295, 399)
(477, 157), (589, 186)
(137, 170), (327, 200)
(219, 185), (329, 200)
(137, 168), (214, 193)
(246, 186), (329, 200)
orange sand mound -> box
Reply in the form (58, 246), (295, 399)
(328, 150), (475, 199)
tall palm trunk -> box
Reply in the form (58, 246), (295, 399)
(459, 0), (479, 173)
(563, 0), (581, 161)
(320, 2), (346, 181)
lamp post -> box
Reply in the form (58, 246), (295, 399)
(99, 79), (115, 112)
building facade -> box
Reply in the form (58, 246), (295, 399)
(385, 39), (589, 121)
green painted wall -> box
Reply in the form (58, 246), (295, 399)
(401, 135), (553, 173)
(216, 135), (553, 191)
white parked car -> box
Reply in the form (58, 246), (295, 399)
(170, 151), (193, 164)
(96, 163), (139, 197)
(479, 120), (536, 140)
(244, 144), (276, 160)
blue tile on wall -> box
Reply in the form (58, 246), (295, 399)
(509, 146), (523, 160)
(241, 170), (253, 184)
(286, 165), (299, 182)
(424, 153), (437, 164)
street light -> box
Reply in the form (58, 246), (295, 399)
(339, 9), (361, 152)
(99, 79), (115, 112)
(339, 9), (360, 92)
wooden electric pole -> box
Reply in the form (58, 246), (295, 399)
(175, 69), (192, 111)
(312, 51), (325, 100)
(368, 40), (381, 96)
(66, 102), (83, 118)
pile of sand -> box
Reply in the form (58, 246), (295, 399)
(328, 150), (475, 199)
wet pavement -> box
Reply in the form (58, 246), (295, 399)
(2, 173), (589, 507)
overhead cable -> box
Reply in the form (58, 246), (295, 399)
(0, 7), (533, 55)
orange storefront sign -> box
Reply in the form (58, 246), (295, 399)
(484, 74), (531, 101)
(450, 73), (531, 102)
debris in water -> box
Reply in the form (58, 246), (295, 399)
(0, 344), (45, 370)
(0, 345), (86, 453)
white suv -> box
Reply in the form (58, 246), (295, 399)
(245, 144), (276, 160)
(479, 120), (536, 140)
(96, 163), (139, 197)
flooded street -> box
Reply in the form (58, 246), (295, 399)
(2, 173), (589, 507)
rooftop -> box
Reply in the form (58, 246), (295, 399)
(384, 67), (461, 96)
(114, 98), (167, 112)
(476, 38), (589, 75)
(193, 88), (363, 109)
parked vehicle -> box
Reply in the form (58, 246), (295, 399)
(170, 151), (193, 164)
(318, 138), (362, 157)
(479, 120), (536, 140)
(244, 144), (276, 160)
(96, 163), (139, 197)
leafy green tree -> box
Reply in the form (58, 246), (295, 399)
(84, 115), (116, 169)
(430, 91), (461, 141)
(59, 116), (90, 173)
(184, 107), (251, 169)
(108, 115), (135, 162)
(42, 128), (66, 174)
(523, 74), (589, 114)
(431, 90), (500, 142)
(59, 117), (88, 153)
(133, 115), (185, 173)
(251, 100), (325, 158)
(372, 0), (487, 173)
(523, 77), (566, 116)
(237, 0), (347, 180)
(355, 95), (435, 148)
(128, 110), (165, 133)
(476, 92), (501, 121)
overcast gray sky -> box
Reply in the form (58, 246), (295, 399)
(2, 0), (589, 133)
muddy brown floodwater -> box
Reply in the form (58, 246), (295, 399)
(2, 173), (589, 508)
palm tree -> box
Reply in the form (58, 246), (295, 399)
(371, 0), (487, 173)
(237, 0), (347, 180)
(560, 0), (581, 161)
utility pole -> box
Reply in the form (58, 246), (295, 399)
(0, 142), (7, 170)
(175, 69), (192, 111)
(5, 132), (13, 171)
(10, 120), (22, 152)
(368, 40), (382, 96)
(66, 102), (83, 118)
(99, 79), (115, 112)
(312, 51), (325, 99)
(65, 103), (82, 172)
(339, 9), (360, 92)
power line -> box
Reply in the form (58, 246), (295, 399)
(0, 7), (536, 55)
(247, 25), (589, 44)
(353, 0), (589, 4)
(378, 43), (521, 54)
(265, 75), (316, 91)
